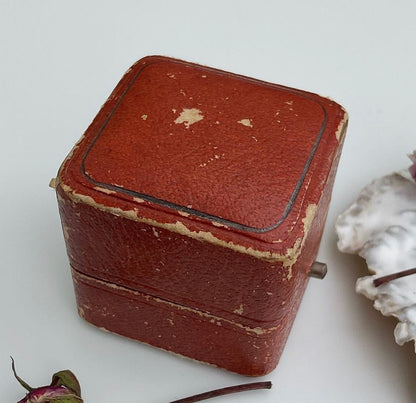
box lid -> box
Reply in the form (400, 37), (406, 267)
(58, 56), (347, 260)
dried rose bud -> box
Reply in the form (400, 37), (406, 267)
(11, 357), (83, 403)
(16, 385), (83, 403)
(409, 150), (416, 181)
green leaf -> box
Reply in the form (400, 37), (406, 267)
(51, 370), (82, 397)
(10, 356), (33, 392)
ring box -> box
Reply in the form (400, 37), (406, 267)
(53, 56), (347, 375)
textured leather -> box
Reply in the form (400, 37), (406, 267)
(56, 56), (348, 375)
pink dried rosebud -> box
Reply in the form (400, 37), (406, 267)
(17, 385), (82, 403)
(11, 357), (83, 403)
(409, 150), (416, 181)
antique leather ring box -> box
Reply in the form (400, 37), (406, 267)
(53, 55), (348, 376)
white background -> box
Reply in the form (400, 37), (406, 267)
(1, 1), (416, 402)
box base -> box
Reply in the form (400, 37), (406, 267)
(72, 267), (293, 376)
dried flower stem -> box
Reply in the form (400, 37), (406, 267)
(373, 267), (416, 287)
(169, 381), (272, 403)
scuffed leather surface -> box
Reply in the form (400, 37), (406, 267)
(83, 59), (327, 230)
(59, 56), (347, 247)
(59, 187), (301, 327)
(56, 56), (348, 375)
(72, 267), (289, 376)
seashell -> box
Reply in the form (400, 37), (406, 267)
(336, 165), (416, 350)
